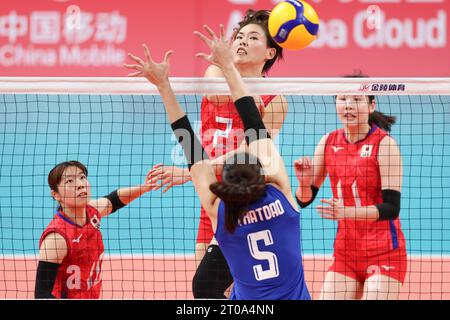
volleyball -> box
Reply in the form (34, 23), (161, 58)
(268, 0), (319, 50)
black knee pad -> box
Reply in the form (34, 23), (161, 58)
(192, 244), (233, 299)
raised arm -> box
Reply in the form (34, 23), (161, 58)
(294, 134), (328, 208)
(262, 95), (288, 138)
(203, 65), (289, 138)
(89, 180), (154, 218)
(195, 25), (294, 202)
(124, 45), (220, 220)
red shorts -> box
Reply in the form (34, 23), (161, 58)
(196, 206), (214, 244)
(328, 248), (408, 284)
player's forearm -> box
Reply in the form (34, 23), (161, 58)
(342, 206), (380, 221)
(296, 185), (313, 203)
(35, 261), (59, 299)
(157, 83), (186, 124)
(117, 185), (151, 205)
(209, 141), (246, 176)
(220, 64), (250, 101)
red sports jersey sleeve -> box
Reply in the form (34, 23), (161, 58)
(324, 126), (406, 255)
(39, 205), (104, 299)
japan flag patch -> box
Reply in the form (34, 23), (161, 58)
(90, 215), (101, 229)
(360, 144), (373, 158)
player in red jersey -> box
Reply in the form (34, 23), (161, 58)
(35, 161), (154, 299)
(294, 75), (407, 299)
(126, 10), (287, 299)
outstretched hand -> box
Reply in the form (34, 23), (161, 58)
(294, 156), (314, 187)
(124, 44), (173, 88)
(146, 164), (191, 193)
(316, 198), (346, 221)
(194, 24), (234, 70)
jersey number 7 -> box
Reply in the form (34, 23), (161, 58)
(213, 117), (233, 147)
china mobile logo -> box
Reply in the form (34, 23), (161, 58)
(0, 8), (127, 67)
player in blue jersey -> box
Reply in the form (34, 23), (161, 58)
(125, 24), (310, 300)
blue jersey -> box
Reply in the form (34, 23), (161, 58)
(215, 184), (310, 300)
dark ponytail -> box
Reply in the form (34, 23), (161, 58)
(210, 153), (265, 233)
(345, 70), (396, 132)
(369, 110), (396, 132)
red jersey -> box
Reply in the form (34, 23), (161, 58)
(200, 95), (276, 159)
(324, 126), (406, 255)
(196, 95), (276, 244)
(39, 205), (104, 299)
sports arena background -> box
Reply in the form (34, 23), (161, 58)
(1, 0), (449, 77)
(1, 0), (450, 299)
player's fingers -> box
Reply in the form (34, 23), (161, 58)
(147, 171), (165, 183)
(219, 24), (225, 40)
(195, 53), (212, 63)
(164, 50), (174, 63)
(142, 43), (153, 63)
(161, 177), (171, 187)
(148, 177), (164, 186)
(149, 179), (161, 190)
(317, 206), (335, 214)
(123, 64), (142, 71)
(152, 163), (164, 169)
(145, 179), (158, 187)
(128, 53), (144, 65)
(161, 172), (172, 180)
(147, 171), (160, 180)
(319, 212), (337, 221)
(147, 167), (163, 177)
(305, 157), (312, 168)
(153, 180), (167, 190)
(301, 158), (308, 168)
(127, 71), (143, 77)
(147, 177), (161, 186)
(302, 157), (311, 168)
(320, 198), (335, 206)
(317, 208), (334, 215)
(162, 184), (173, 193)
(149, 172), (166, 183)
(294, 159), (303, 169)
(194, 31), (212, 46)
(203, 25), (217, 38)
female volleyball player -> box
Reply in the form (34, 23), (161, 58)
(124, 24), (310, 299)
(134, 10), (287, 298)
(35, 161), (154, 299)
(294, 76), (407, 299)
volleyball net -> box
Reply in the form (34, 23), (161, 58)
(0, 77), (449, 299)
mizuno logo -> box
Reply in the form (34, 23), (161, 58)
(73, 233), (83, 243)
(331, 146), (344, 153)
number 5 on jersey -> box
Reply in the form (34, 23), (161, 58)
(247, 230), (280, 281)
